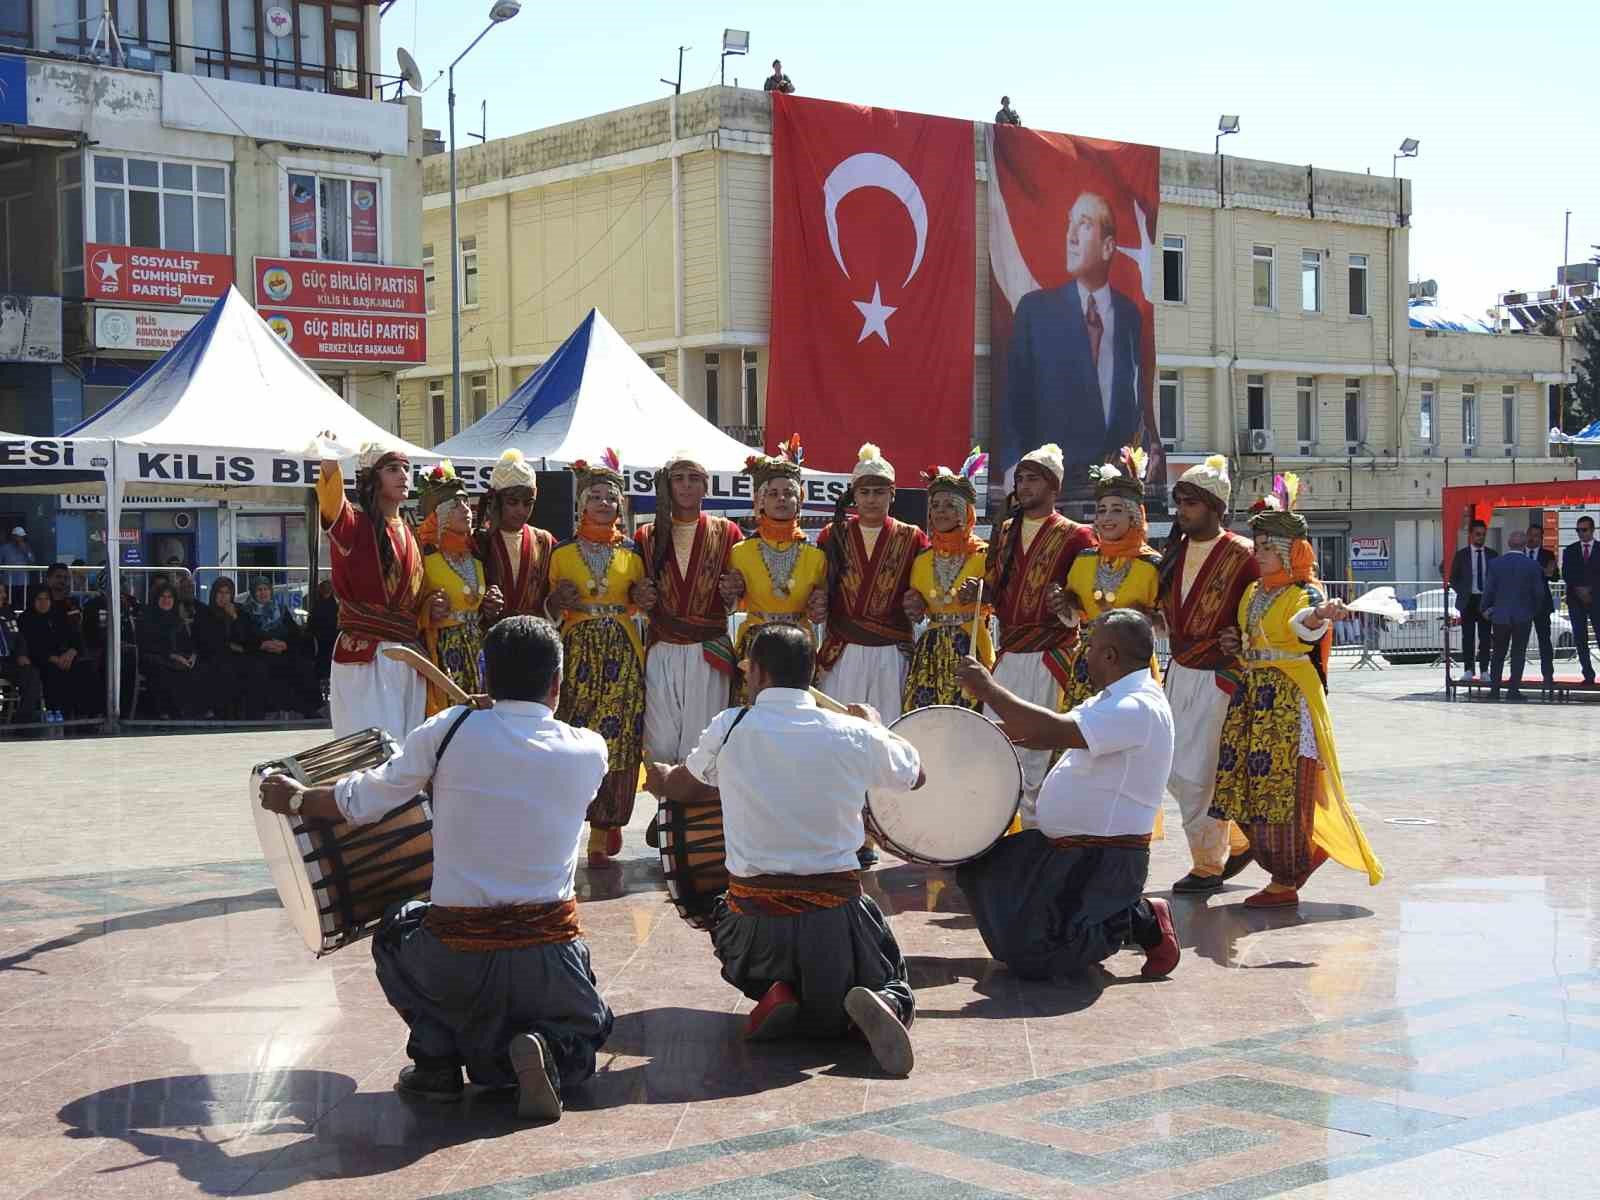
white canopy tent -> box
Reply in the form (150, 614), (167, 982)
(432, 308), (849, 512)
(58, 287), (439, 728)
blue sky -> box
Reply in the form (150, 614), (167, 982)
(393, 0), (1597, 319)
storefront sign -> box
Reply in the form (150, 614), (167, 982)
(94, 307), (204, 354)
(85, 244), (234, 308)
(351, 181), (379, 260)
(254, 258), (425, 316)
(0, 436), (97, 470)
(1351, 536), (1391, 571)
(288, 176), (318, 257)
(61, 492), (215, 510)
(260, 309), (426, 364)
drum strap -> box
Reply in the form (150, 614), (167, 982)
(720, 706), (750, 748)
(426, 707), (475, 803)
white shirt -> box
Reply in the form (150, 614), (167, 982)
(1077, 278), (1115, 424)
(336, 700), (608, 907)
(686, 687), (922, 876)
(1036, 670), (1174, 838)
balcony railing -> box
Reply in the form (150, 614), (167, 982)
(721, 424), (765, 448)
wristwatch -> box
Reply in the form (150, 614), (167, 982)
(288, 792), (304, 816)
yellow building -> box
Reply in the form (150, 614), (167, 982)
(402, 87), (1574, 580)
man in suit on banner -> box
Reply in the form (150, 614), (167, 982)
(1005, 192), (1143, 485)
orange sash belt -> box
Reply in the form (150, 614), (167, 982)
(1049, 833), (1153, 851)
(726, 871), (862, 916)
(423, 898), (582, 951)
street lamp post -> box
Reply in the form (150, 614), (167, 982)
(449, 1), (522, 438)
(1215, 115), (1239, 207)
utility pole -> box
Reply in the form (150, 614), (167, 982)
(660, 45), (687, 95)
(1561, 210), (1572, 431)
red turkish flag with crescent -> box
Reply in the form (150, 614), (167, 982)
(767, 95), (975, 475)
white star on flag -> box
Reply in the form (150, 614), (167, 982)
(93, 252), (122, 285)
(852, 282), (897, 345)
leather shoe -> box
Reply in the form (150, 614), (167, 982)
(1244, 887), (1299, 909)
(746, 981), (801, 1041)
(1171, 871), (1224, 894)
(1220, 848), (1254, 881)
(395, 1063), (463, 1102)
(1140, 897), (1180, 978)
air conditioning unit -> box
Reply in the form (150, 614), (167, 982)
(1246, 428), (1275, 454)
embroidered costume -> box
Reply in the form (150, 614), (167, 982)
(903, 452), (993, 712)
(728, 443), (827, 661)
(1158, 455), (1259, 884)
(816, 444), (929, 722)
(316, 446), (427, 742)
(1210, 480), (1382, 903)
(475, 449), (555, 626)
(636, 452), (744, 763)
(550, 454), (647, 834)
(416, 462), (485, 715)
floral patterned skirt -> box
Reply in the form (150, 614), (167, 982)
(1211, 666), (1312, 826)
(556, 619), (645, 825)
(434, 621), (485, 698)
(902, 625), (981, 713)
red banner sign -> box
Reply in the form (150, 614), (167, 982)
(765, 95), (975, 474)
(260, 309), (425, 364)
(85, 243), (234, 308)
(254, 257), (425, 316)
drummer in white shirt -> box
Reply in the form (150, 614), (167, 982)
(646, 623), (926, 1076)
(259, 616), (612, 1123)
(954, 609), (1181, 980)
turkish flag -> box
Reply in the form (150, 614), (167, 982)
(767, 95), (975, 475)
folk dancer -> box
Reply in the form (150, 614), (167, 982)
(416, 461), (487, 716)
(961, 442), (1095, 827)
(1211, 478), (1383, 907)
(259, 617), (615, 1122)
(902, 451), (994, 712)
(474, 448), (556, 628)
(647, 624), (925, 1075)
(720, 437), (829, 682)
(815, 443), (930, 723)
(1060, 449), (1162, 709)
(1158, 455), (1258, 894)
(547, 451), (650, 868)
(635, 451), (744, 765)
(954, 610), (1181, 980)
(316, 440), (439, 742)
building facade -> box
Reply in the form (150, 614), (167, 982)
(400, 86), (1574, 582)
(0, 1), (423, 575)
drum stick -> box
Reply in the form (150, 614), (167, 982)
(971, 578), (984, 649)
(808, 686), (851, 715)
(381, 645), (473, 708)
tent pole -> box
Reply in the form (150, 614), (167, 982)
(104, 448), (122, 733)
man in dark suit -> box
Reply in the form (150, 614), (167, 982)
(1483, 529), (1545, 700)
(1005, 192), (1143, 484)
(1521, 523), (1559, 687)
(1562, 514), (1600, 684)
(1446, 519), (1496, 679)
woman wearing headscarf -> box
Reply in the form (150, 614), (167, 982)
(1210, 475), (1383, 908)
(18, 582), (98, 717)
(546, 450), (650, 866)
(138, 580), (202, 718)
(901, 450), (993, 711)
(194, 576), (268, 720)
(245, 576), (320, 718)
(415, 460), (487, 716)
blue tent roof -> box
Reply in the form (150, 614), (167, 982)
(1408, 298), (1495, 334)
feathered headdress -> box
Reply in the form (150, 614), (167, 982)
(572, 449), (624, 496)
(777, 433), (804, 466)
(744, 436), (805, 493)
(1088, 446), (1148, 502)
(922, 445), (984, 507)
(417, 458), (467, 517)
(1249, 472), (1308, 538)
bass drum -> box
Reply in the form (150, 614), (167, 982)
(865, 705), (1020, 865)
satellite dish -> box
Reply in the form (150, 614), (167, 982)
(396, 47), (424, 95)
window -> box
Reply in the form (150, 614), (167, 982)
(59, 154), (84, 295)
(1252, 244), (1275, 308)
(1462, 384), (1478, 447)
(1246, 373), (1268, 431)
(1162, 235), (1185, 303)
(0, 0), (29, 47)
(428, 379), (446, 443)
(457, 236), (478, 306)
(1301, 249), (1321, 312)
(422, 244), (436, 312)
(193, 1), (368, 95)
(704, 352), (720, 425)
(288, 171), (380, 263)
(1349, 253), (1369, 317)
(1296, 376), (1315, 448)
(1419, 382), (1436, 446)
(1343, 378), (1364, 446)
(1502, 384), (1517, 446)
(56, 1), (174, 69)
(91, 153), (229, 253)
(741, 349), (760, 425)
(643, 353), (667, 383)
(469, 373), (489, 424)
(1157, 370), (1181, 443)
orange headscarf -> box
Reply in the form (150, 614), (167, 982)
(930, 505), (983, 557)
(416, 508), (472, 558)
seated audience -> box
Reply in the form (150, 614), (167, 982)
(194, 576), (269, 720)
(0, 581), (43, 722)
(245, 578), (320, 717)
(137, 581), (202, 718)
(310, 577), (339, 691)
(19, 583), (99, 717)
(83, 573), (140, 718)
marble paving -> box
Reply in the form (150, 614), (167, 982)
(4, 665), (1598, 1198)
